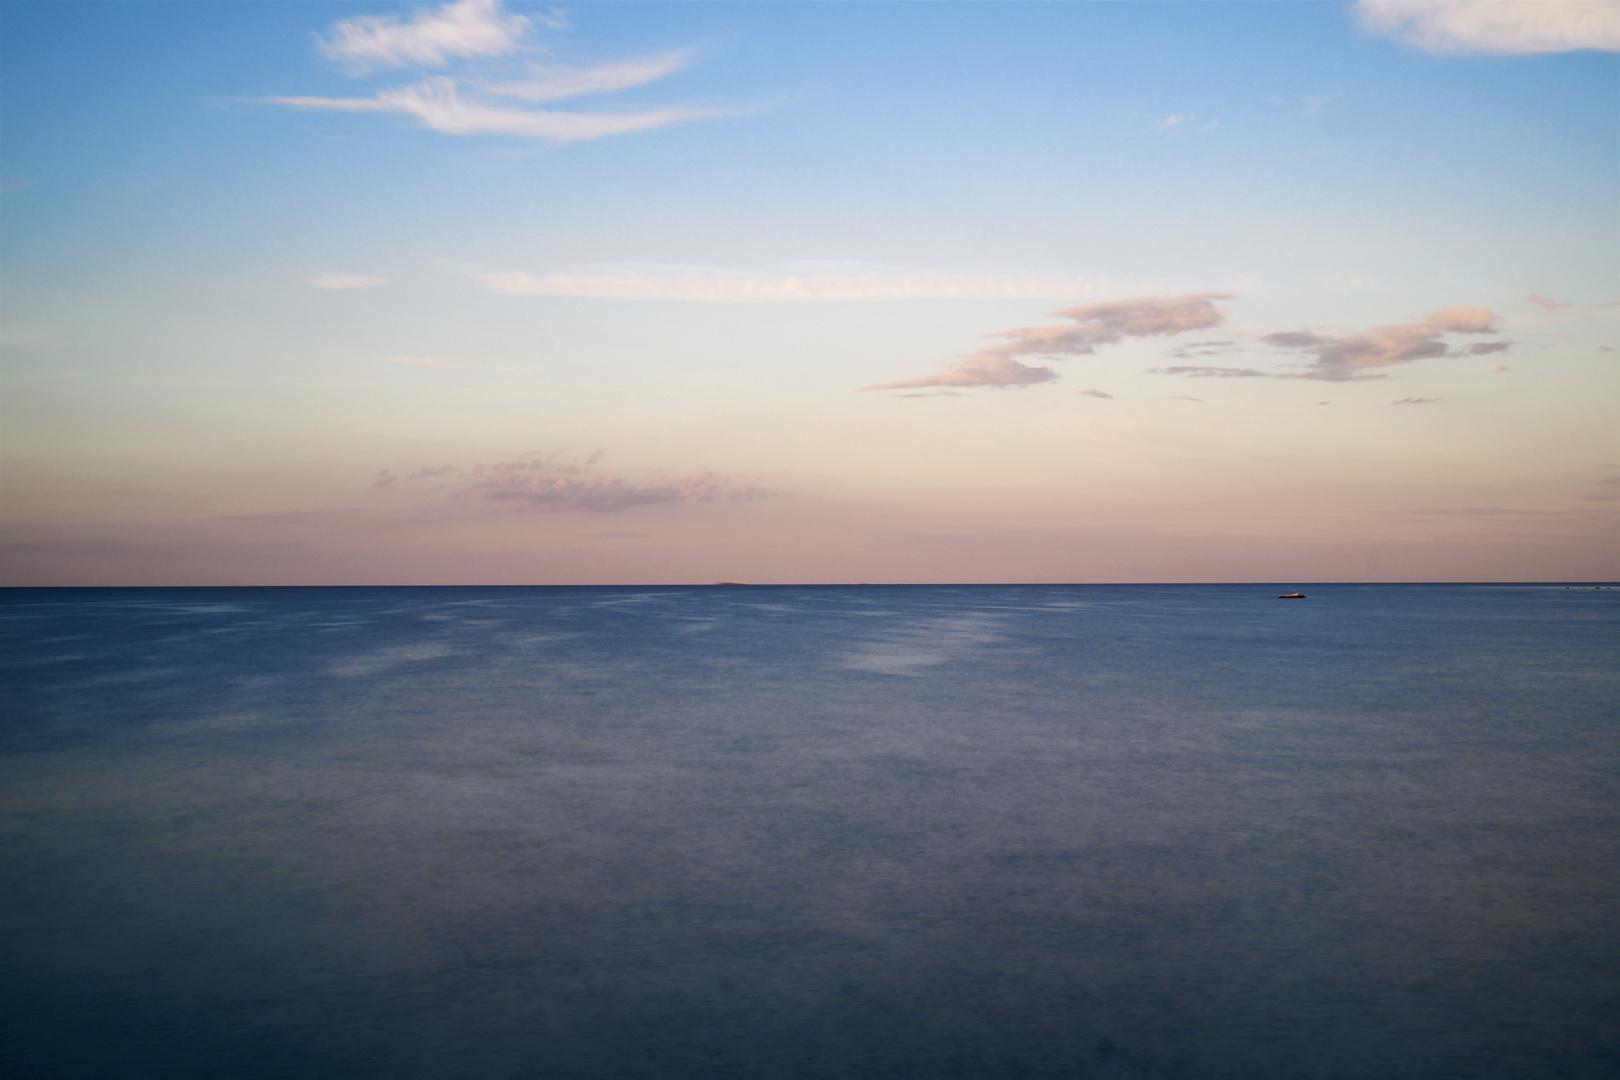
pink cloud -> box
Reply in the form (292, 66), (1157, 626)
(1146, 304), (1508, 383)
(1528, 293), (1569, 311)
(1256, 305), (1504, 381)
(863, 293), (1232, 391)
(862, 354), (1058, 391)
(1426, 305), (1497, 332)
(409, 465), (458, 479)
(1153, 365), (1272, 379)
(373, 469), (398, 488)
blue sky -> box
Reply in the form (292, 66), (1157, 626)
(2, 1), (1616, 584)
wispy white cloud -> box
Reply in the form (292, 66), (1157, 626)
(1078, 389), (1115, 399)
(1357, 0), (1619, 55)
(487, 51), (696, 102)
(311, 272), (385, 290)
(317, 0), (533, 71)
(862, 294), (1232, 391)
(275, 1), (732, 142)
(275, 77), (730, 142)
(1393, 397), (1441, 405)
(467, 262), (1115, 303)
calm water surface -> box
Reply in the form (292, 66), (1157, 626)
(2, 584), (1617, 1079)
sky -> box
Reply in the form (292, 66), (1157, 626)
(1, 0), (1616, 585)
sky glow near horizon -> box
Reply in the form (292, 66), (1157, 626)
(1, 0), (1616, 585)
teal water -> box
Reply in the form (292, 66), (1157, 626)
(3, 584), (1617, 1078)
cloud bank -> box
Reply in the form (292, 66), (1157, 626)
(275, 0), (730, 142)
(377, 455), (780, 513)
(862, 294), (1231, 390)
(1357, 0), (1620, 55)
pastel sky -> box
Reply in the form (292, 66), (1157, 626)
(2, 0), (1616, 584)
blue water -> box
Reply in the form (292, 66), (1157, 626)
(2, 584), (1617, 1079)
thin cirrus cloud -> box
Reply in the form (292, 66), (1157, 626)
(1155, 305), (1508, 382)
(272, 0), (730, 142)
(861, 294), (1232, 391)
(375, 455), (782, 513)
(1357, 0), (1620, 55)
(465, 262), (1113, 303)
(311, 272), (385, 290)
(487, 51), (696, 102)
(276, 79), (731, 142)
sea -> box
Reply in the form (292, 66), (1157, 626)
(2, 584), (1616, 1079)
